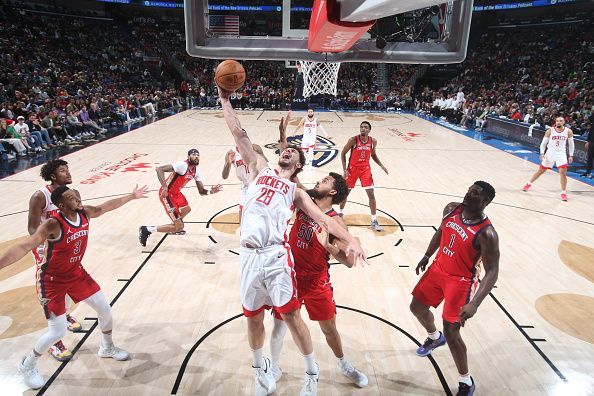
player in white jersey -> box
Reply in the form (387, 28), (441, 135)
(219, 86), (366, 396)
(27, 159), (81, 361)
(292, 108), (332, 167)
(522, 116), (575, 201)
(222, 144), (268, 215)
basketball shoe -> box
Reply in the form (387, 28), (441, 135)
(522, 183), (531, 192)
(270, 363), (283, 382)
(66, 314), (82, 332)
(416, 332), (446, 356)
(48, 340), (72, 362)
(338, 359), (368, 387)
(457, 376), (475, 396)
(561, 193), (568, 201)
(98, 344), (130, 361)
(18, 359), (45, 390)
(371, 219), (382, 231)
(138, 226), (151, 246)
(300, 363), (319, 396)
(253, 357), (276, 396)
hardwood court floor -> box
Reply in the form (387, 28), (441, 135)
(0, 110), (593, 395)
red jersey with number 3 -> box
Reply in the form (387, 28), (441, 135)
(289, 208), (337, 277)
(348, 135), (373, 168)
(434, 205), (493, 279)
(38, 211), (90, 279)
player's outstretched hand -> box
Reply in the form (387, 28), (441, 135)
(459, 302), (478, 324)
(226, 150), (235, 164)
(345, 239), (368, 267)
(217, 86), (232, 100)
(132, 184), (149, 199)
(210, 184), (223, 194)
(415, 256), (429, 275)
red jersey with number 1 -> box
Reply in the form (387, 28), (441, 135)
(38, 211), (90, 279)
(348, 135), (373, 168)
(289, 208), (337, 277)
(434, 204), (493, 279)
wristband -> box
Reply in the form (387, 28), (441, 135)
(423, 254), (430, 260)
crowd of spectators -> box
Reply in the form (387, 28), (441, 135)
(0, 8), (185, 161)
(416, 20), (593, 136)
(1, 4), (592, 162)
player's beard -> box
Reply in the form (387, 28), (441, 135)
(306, 188), (324, 200)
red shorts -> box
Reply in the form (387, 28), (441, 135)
(159, 189), (188, 222)
(346, 166), (374, 189)
(36, 267), (100, 319)
(273, 274), (336, 321)
(411, 264), (478, 324)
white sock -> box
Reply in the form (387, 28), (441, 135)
(526, 182), (532, 186)
(303, 352), (318, 374)
(23, 351), (40, 368)
(101, 331), (113, 348)
(337, 208), (343, 214)
(371, 215), (377, 222)
(337, 356), (347, 368)
(561, 190), (566, 194)
(252, 347), (264, 368)
(428, 330), (440, 340)
(147, 226), (157, 233)
(459, 373), (472, 386)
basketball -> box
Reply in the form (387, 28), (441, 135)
(215, 60), (246, 92)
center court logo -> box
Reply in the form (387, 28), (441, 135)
(264, 136), (338, 167)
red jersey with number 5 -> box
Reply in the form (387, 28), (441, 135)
(38, 211), (90, 279)
(434, 205), (493, 279)
(289, 208), (337, 277)
(348, 135), (373, 168)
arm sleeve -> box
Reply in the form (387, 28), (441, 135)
(568, 138), (575, 156)
(194, 168), (203, 181)
(172, 161), (188, 175)
(540, 137), (549, 154)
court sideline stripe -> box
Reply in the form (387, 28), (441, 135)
(36, 233), (169, 395)
(171, 306), (452, 395)
(488, 292), (567, 382)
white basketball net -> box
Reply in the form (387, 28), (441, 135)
(299, 61), (341, 98)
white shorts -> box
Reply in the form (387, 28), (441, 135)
(239, 244), (299, 317)
(541, 152), (568, 169)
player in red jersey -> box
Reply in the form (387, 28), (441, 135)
(138, 148), (222, 246)
(28, 159), (82, 361)
(338, 121), (388, 231)
(410, 181), (499, 396)
(268, 172), (368, 388)
(0, 184), (148, 390)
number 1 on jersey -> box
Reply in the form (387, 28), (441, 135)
(449, 235), (455, 248)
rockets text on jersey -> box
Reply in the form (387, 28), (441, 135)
(348, 135), (373, 168)
(39, 185), (59, 222)
(240, 167), (296, 248)
(434, 204), (493, 279)
(547, 126), (569, 153)
(233, 149), (250, 188)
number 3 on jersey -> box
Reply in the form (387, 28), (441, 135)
(256, 187), (276, 206)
